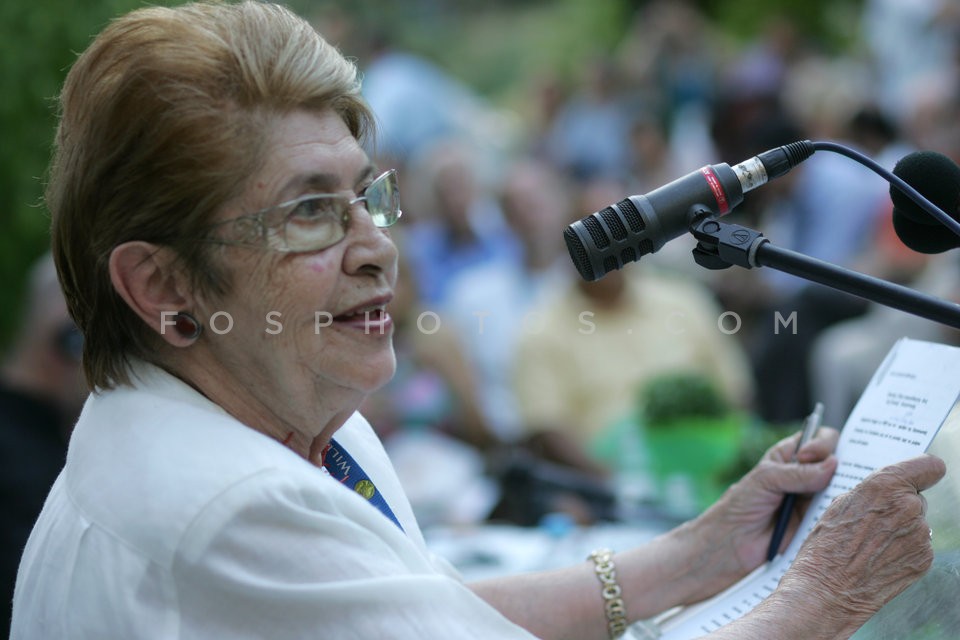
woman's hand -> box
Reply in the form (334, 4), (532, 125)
(616, 428), (944, 633)
(774, 454), (945, 637)
(670, 427), (841, 603)
(693, 453), (946, 640)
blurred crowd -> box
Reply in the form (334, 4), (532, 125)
(347, 0), (960, 528)
(7, 5), (960, 599)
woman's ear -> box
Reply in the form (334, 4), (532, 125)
(109, 242), (198, 347)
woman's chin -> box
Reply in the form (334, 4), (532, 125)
(367, 351), (398, 392)
(347, 348), (397, 396)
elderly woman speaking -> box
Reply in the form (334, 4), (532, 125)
(12, 2), (944, 639)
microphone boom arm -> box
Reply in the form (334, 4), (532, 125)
(691, 217), (960, 329)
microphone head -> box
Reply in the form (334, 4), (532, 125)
(563, 162), (745, 280)
(563, 197), (655, 281)
(891, 150), (960, 253)
(563, 225), (597, 281)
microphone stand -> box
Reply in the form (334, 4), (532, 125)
(689, 216), (960, 329)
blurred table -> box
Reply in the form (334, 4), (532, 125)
(424, 519), (674, 582)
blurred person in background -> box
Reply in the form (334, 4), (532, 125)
(359, 28), (509, 168)
(616, 0), (720, 174)
(615, 0), (718, 128)
(748, 104), (911, 423)
(11, 3), (947, 639)
(540, 55), (633, 183)
(443, 157), (571, 442)
(512, 176), (755, 477)
(861, 0), (960, 125)
(1, 252), (85, 639)
(361, 241), (497, 451)
(402, 138), (520, 306)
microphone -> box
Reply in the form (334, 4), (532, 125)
(564, 141), (815, 281)
(560, 140), (960, 328)
(891, 151), (960, 254)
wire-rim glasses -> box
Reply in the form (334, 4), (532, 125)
(205, 169), (402, 253)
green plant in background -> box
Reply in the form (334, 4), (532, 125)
(638, 372), (746, 515)
(640, 372), (729, 426)
(716, 419), (795, 485)
(638, 372), (797, 504)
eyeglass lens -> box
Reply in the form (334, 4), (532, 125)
(366, 170), (401, 228)
(281, 170), (400, 252)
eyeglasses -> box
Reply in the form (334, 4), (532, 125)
(205, 169), (402, 253)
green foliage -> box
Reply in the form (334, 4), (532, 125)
(287, 0), (631, 102)
(398, 0), (630, 100)
(639, 372), (730, 426)
(638, 377), (795, 491)
(0, 0), (177, 349)
(717, 419), (794, 486)
(696, 0), (864, 52)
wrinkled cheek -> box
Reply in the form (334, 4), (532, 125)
(306, 254), (331, 274)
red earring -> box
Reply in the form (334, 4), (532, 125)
(174, 312), (203, 340)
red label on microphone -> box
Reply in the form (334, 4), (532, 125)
(700, 166), (729, 214)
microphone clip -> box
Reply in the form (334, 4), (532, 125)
(691, 217), (768, 271)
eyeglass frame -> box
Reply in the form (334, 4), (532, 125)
(201, 168), (402, 253)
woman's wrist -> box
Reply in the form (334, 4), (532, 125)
(741, 582), (863, 640)
(615, 531), (861, 640)
(698, 590), (826, 640)
(666, 513), (747, 603)
(587, 548), (630, 639)
(615, 520), (733, 621)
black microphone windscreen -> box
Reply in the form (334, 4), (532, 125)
(563, 226), (595, 281)
(564, 197), (657, 281)
(891, 151), (960, 253)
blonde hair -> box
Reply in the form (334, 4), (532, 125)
(48, 1), (373, 390)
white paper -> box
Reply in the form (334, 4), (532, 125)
(654, 338), (960, 639)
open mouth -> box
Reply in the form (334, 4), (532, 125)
(332, 302), (393, 333)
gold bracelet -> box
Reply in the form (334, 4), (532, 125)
(588, 548), (629, 639)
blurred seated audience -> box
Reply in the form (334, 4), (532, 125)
(401, 138), (519, 306)
(746, 105), (909, 423)
(443, 158), (571, 442)
(539, 55), (632, 183)
(512, 176), (755, 479)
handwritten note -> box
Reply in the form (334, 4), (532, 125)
(654, 338), (960, 639)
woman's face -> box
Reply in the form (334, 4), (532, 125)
(194, 109), (398, 437)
